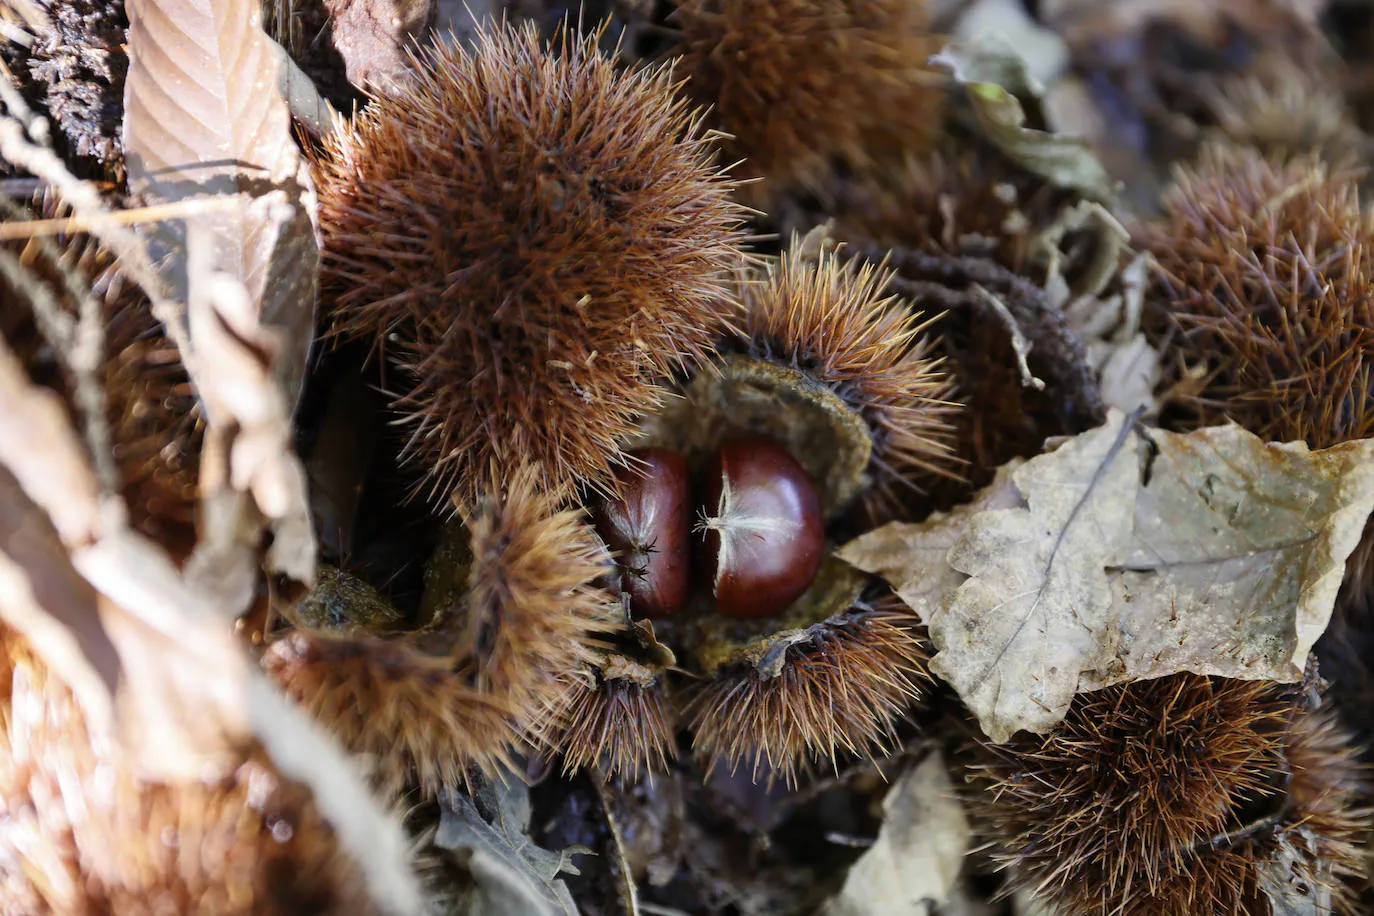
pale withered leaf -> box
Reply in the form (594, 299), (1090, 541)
(1054, 249), (1160, 416)
(437, 776), (590, 916)
(1254, 834), (1330, 916)
(819, 752), (971, 916)
(950, 0), (1069, 92)
(1080, 425), (1374, 691)
(843, 411), (1374, 742)
(931, 43), (1116, 203)
(123, 0), (319, 592)
(837, 466), (1023, 624)
(123, 0), (317, 401)
(936, 412), (1138, 741)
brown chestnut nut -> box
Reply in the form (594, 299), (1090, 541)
(592, 448), (691, 619)
(698, 438), (825, 619)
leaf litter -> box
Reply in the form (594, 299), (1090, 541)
(436, 774), (592, 916)
(842, 411), (1374, 742)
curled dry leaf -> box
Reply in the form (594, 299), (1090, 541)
(950, 0), (1070, 93)
(819, 752), (972, 916)
(1050, 235), (1161, 416)
(841, 410), (1374, 742)
(930, 42), (1116, 204)
(0, 330), (249, 779)
(436, 775), (590, 916)
(122, 0), (320, 596)
(0, 465), (118, 740)
(122, 0), (316, 391)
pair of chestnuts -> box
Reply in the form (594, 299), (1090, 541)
(593, 438), (825, 619)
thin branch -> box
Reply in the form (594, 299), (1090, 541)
(0, 195), (247, 240)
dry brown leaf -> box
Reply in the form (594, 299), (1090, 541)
(1255, 834), (1331, 915)
(123, 0), (316, 382)
(0, 467), (118, 739)
(951, 0), (1070, 92)
(838, 467), (1023, 624)
(122, 0), (318, 596)
(841, 411), (1374, 742)
(1054, 251), (1160, 416)
(819, 752), (971, 916)
(436, 775), (588, 916)
(0, 328), (250, 777)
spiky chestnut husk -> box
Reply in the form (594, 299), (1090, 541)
(439, 462), (619, 720)
(0, 626), (378, 916)
(669, 0), (946, 194)
(823, 146), (1068, 274)
(1279, 708), (1371, 907)
(101, 295), (202, 556)
(967, 674), (1289, 913)
(732, 247), (959, 519)
(967, 674), (1370, 915)
(1202, 57), (1369, 166)
(685, 596), (928, 784)
(314, 23), (746, 510)
(262, 631), (522, 796)
(1, 197), (201, 558)
(544, 655), (677, 783)
(1137, 146), (1374, 450)
(265, 464), (617, 795)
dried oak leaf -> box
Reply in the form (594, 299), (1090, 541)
(819, 752), (971, 916)
(435, 776), (590, 916)
(841, 410), (1374, 742)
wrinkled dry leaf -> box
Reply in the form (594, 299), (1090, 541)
(1255, 834), (1331, 916)
(842, 411), (1374, 741)
(0, 329), (250, 777)
(1088, 331), (1158, 415)
(838, 467), (1023, 624)
(820, 752), (971, 916)
(0, 466), (117, 739)
(1052, 245), (1160, 415)
(123, 0), (317, 396)
(951, 0), (1070, 91)
(437, 776), (590, 916)
(123, 0), (318, 596)
(931, 44), (1116, 203)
